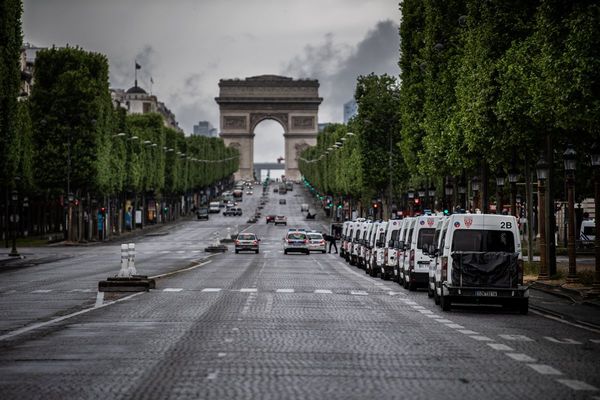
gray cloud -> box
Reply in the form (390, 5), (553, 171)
(282, 20), (400, 122)
(110, 44), (156, 90)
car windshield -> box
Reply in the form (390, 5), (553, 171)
(416, 228), (436, 250)
(452, 229), (515, 252)
(287, 233), (306, 240)
(238, 234), (256, 240)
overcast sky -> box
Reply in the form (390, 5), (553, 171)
(23, 0), (400, 162)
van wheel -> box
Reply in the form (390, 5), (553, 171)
(255, 250), (259, 254)
(518, 299), (529, 315)
(235, 250), (239, 254)
(284, 250), (288, 255)
(403, 278), (409, 290)
(440, 294), (451, 312)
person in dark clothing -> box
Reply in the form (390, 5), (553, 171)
(324, 233), (338, 254)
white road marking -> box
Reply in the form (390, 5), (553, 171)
(150, 260), (212, 279)
(70, 289), (93, 293)
(388, 291), (404, 296)
(458, 330), (479, 335)
(499, 334), (534, 342)
(163, 288), (183, 292)
(556, 380), (598, 391)
(217, 353), (227, 357)
(206, 371), (219, 380)
(31, 289), (52, 293)
(0, 292), (144, 342)
(202, 288), (222, 292)
(506, 353), (536, 362)
(412, 305), (426, 310)
(445, 323), (465, 329)
(435, 319), (454, 324)
(403, 301), (418, 305)
(94, 291), (105, 307)
(487, 343), (514, 351)
(591, 339), (600, 344)
(426, 314), (442, 319)
(224, 338), (234, 343)
(470, 335), (493, 341)
(240, 288), (257, 293)
(350, 290), (368, 296)
(315, 289), (332, 294)
(160, 250), (170, 254)
(544, 337), (582, 345)
(531, 309), (600, 334)
(418, 310), (434, 314)
(276, 289), (295, 293)
(176, 250), (185, 254)
(527, 364), (563, 375)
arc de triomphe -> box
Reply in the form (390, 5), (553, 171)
(215, 75), (322, 181)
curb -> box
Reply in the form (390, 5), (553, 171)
(530, 281), (600, 309)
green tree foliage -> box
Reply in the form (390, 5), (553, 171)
(30, 47), (114, 196)
(0, 0), (23, 188)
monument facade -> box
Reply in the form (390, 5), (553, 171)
(215, 75), (322, 180)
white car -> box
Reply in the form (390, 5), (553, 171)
(283, 231), (309, 255)
(307, 232), (326, 253)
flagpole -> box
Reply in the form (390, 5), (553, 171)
(134, 60), (137, 87)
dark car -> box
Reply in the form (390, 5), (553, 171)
(266, 215), (276, 224)
(234, 207), (243, 216)
(279, 199), (286, 205)
(196, 208), (209, 220)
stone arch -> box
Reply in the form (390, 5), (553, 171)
(216, 75), (322, 181)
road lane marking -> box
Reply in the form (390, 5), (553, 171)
(544, 337), (582, 345)
(240, 288), (257, 293)
(458, 330), (479, 335)
(217, 353), (227, 357)
(527, 364), (563, 375)
(426, 314), (442, 318)
(591, 339), (600, 344)
(418, 310), (434, 314)
(499, 334), (533, 342)
(0, 292), (145, 342)
(435, 319), (453, 324)
(31, 289), (52, 293)
(206, 371), (219, 380)
(276, 289), (294, 293)
(202, 288), (222, 292)
(445, 323), (465, 329)
(469, 335), (493, 341)
(412, 305), (426, 310)
(487, 343), (514, 351)
(163, 288), (183, 292)
(350, 290), (368, 296)
(557, 380), (598, 391)
(506, 353), (536, 362)
(315, 289), (332, 294)
(94, 291), (105, 307)
(150, 259), (212, 279)
(531, 309), (600, 334)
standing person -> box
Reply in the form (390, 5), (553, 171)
(325, 232), (338, 254)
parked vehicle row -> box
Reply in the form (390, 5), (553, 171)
(340, 213), (528, 314)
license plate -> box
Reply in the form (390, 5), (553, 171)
(476, 290), (497, 297)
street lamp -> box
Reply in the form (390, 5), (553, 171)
(428, 186), (436, 211)
(508, 165), (519, 218)
(590, 142), (600, 293)
(8, 188), (19, 257)
(458, 178), (466, 211)
(472, 176), (480, 211)
(444, 177), (453, 213)
(536, 155), (549, 280)
(563, 144), (579, 283)
(496, 167), (505, 214)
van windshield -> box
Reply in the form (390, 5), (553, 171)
(417, 228), (436, 249)
(452, 230), (515, 252)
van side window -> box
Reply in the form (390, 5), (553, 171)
(417, 228), (436, 249)
(439, 228), (447, 250)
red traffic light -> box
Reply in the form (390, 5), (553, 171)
(100, 207), (106, 213)
(414, 198), (420, 205)
(373, 203), (378, 208)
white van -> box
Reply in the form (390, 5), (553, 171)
(434, 214), (528, 313)
(382, 219), (403, 280)
(373, 221), (389, 278)
(343, 221), (356, 262)
(340, 221), (351, 258)
(428, 218), (447, 299)
(209, 201), (221, 213)
(359, 221), (374, 268)
(398, 217), (416, 286)
(402, 215), (444, 291)
(365, 221), (381, 273)
(350, 219), (366, 266)
(580, 220), (595, 247)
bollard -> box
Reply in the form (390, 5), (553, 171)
(127, 243), (137, 276)
(117, 244), (129, 277)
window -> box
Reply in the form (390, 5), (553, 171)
(417, 228), (436, 250)
(390, 230), (399, 242)
(452, 230), (515, 252)
(288, 233), (306, 240)
(308, 233), (322, 240)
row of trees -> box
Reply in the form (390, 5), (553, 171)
(300, 0), (599, 217)
(1, 2), (237, 243)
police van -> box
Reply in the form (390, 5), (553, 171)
(428, 218), (447, 299)
(350, 219), (367, 266)
(343, 221), (356, 262)
(365, 221), (381, 274)
(433, 214), (528, 314)
(373, 221), (389, 278)
(397, 217), (416, 286)
(358, 221), (374, 268)
(402, 215), (444, 291)
(340, 221), (352, 258)
(382, 219), (403, 280)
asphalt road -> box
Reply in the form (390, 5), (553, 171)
(0, 183), (599, 399)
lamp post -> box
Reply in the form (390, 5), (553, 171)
(508, 166), (519, 218)
(590, 142), (600, 293)
(496, 167), (505, 214)
(563, 144), (579, 283)
(8, 188), (19, 257)
(537, 155), (549, 280)
(408, 188), (415, 217)
(428, 186), (436, 212)
(444, 177), (453, 213)
(472, 176), (480, 211)
(418, 187), (426, 211)
(458, 178), (466, 212)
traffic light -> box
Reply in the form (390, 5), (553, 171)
(100, 207), (106, 214)
(414, 198), (420, 205)
(443, 209), (449, 215)
(373, 203), (379, 209)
